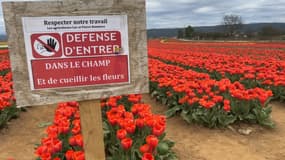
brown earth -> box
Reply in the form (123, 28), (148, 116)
(0, 94), (285, 160)
(0, 104), (57, 160)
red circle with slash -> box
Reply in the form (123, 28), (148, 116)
(31, 33), (62, 58)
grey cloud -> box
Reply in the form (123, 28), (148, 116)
(147, 0), (285, 28)
(0, 0), (284, 33)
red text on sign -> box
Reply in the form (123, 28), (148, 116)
(62, 31), (121, 56)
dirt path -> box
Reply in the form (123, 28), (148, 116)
(0, 95), (285, 160)
(0, 105), (56, 160)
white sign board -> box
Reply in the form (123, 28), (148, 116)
(22, 15), (130, 90)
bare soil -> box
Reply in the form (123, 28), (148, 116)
(0, 94), (285, 160)
(0, 104), (57, 160)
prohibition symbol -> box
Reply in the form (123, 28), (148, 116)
(31, 33), (62, 58)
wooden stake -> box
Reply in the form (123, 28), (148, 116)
(79, 100), (105, 160)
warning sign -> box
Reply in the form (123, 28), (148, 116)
(31, 33), (61, 58)
(22, 15), (130, 90)
(62, 31), (122, 56)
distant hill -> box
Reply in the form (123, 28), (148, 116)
(147, 23), (285, 38)
(1, 23), (285, 40)
(0, 34), (7, 41)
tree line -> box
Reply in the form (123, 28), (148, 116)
(177, 14), (285, 40)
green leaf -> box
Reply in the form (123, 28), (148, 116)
(223, 115), (236, 126)
(264, 97), (272, 107)
(244, 114), (255, 120)
(151, 91), (158, 98)
(280, 95), (285, 101)
(37, 121), (52, 128)
(230, 100), (239, 114)
(259, 110), (268, 120)
(162, 98), (168, 105)
(34, 143), (41, 148)
(240, 102), (250, 115)
(103, 121), (110, 131)
(165, 105), (181, 118)
(180, 110), (192, 123)
(163, 139), (175, 148)
(158, 133), (166, 140)
(263, 106), (272, 114)
(191, 112), (198, 122)
(201, 116), (209, 124)
(260, 119), (275, 128)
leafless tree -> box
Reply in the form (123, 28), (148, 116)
(222, 14), (243, 37)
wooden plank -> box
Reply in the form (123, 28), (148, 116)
(79, 100), (105, 160)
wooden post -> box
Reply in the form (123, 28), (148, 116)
(79, 100), (105, 160)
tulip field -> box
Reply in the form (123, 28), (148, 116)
(1, 39), (285, 160)
(148, 39), (285, 128)
(0, 48), (18, 129)
(35, 96), (176, 160)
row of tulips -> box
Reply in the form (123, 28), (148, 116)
(149, 58), (274, 128)
(0, 57), (19, 128)
(35, 95), (177, 160)
(158, 39), (285, 59)
(0, 49), (9, 57)
(148, 40), (285, 101)
(162, 39), (285, 50)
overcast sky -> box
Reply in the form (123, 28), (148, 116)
(0, 0), (285, 33)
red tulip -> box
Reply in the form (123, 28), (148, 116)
(146, 135), (158, 148)
(121, 137), (133, 150)
(142, 153), (154, 160)
(116, 129), (127, 140)
(140, 144), (150, 153)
